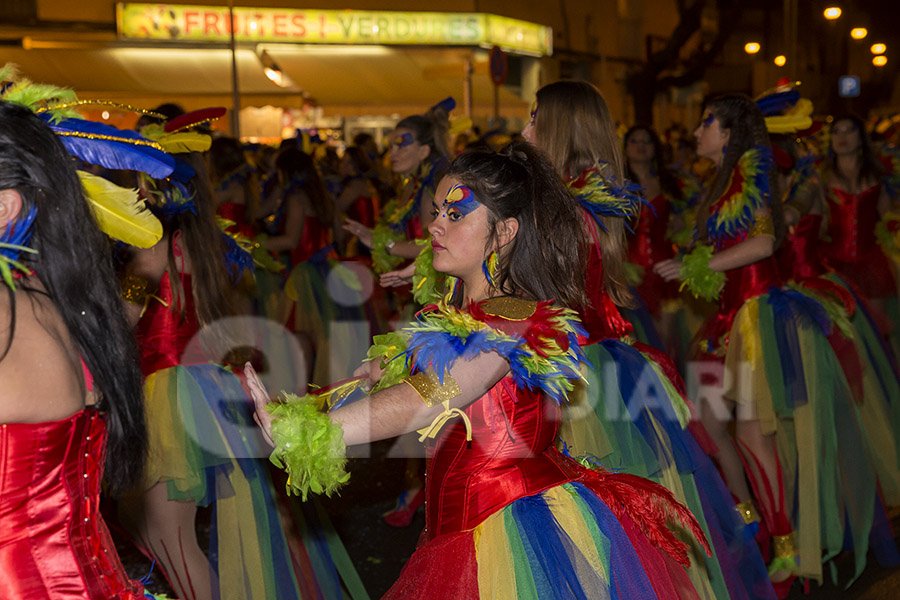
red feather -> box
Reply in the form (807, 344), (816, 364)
(165, 107), (227, 133)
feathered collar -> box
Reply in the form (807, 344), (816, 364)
(706, 146), (773, 242)
(566, 163), (643, 231)
(383, 156), (446, 233)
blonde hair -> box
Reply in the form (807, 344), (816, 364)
(534, 80), (632, 307)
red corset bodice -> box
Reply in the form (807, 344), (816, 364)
(629, 194), (675, 269)
(425, 378), (581, 539)
(779, 214), (825, 281)
(291, 216), (332, 265)
(0, 409), (146, 599)
(135, 272), (208, 376)
(823, 184), (880, 261)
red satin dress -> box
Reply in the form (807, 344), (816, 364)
(629, 194), (678, 315)
(822, 184), (897, 299)
(699, 220), (781, 355)
(0, 409), (147, 599)
(290, 216), (333, 266)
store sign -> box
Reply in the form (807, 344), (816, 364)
(116, 4), (552, 56)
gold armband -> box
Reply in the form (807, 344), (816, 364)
(120, 274), (150, 305)
(773, 532), (796, 560)
(749, 214), (774, 238)
(735, 500), (760, 525)
(404, 368), (461, 408)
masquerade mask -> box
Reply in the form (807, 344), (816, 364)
(391, 132), (415, 148)
(439, 183), (480, 218)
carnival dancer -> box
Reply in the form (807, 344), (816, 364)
(119, 124), (360, 600)
(623, 125), (709, 363)
(210, 136), (258, 238)
(524, 81), (774, 600)
(0, 74), (164, 598)
(654, 93), (875, 596)
(268, 146), (370, 388)
(770, 125), (900, 585)
(343, 100), (453, 526)
(246, 142), (712, 599)
(820, 115), (900, 357)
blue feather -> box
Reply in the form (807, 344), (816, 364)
(0, 205), (37, 261)
(756, 90), (800, 116)
(221, 232), (254, 282)
(41, 115), (174, 178)
(431, 96), (456, 113)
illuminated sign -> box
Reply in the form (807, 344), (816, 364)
(116, 4), (552, 56)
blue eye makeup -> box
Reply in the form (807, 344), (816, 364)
(701, 112), (714, 127)
(391, 132), (415, 148)
(440, 183), (480, 218)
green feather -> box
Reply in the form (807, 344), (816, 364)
(679, 245), (726, 301)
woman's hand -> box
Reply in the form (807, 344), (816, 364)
(380, 261), (416, 288)
(244, 362), (275, 447)
(654, 258), (683, 282)
(343, 218), (374, 248)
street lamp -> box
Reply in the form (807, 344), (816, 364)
(774, 55), (787, 67)
(851, 28), (868, 40)
(871, 43), (887, 55)
(744, 42), (761, 54)
(823, 7), (842, 20)
(873, 55), (887, 67)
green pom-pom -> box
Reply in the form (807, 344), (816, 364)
(623, 261), (645, 286)
(267, 393), (349, 500)
(412, 238), (446, 304)
(366, 331), (411, 392)
(371, 225), (404, 274)
(679, 245), (725, 301)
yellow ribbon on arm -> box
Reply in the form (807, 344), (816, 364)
(417, 400), (474, 443)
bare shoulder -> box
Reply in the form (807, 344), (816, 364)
(0, 281), (86, 424)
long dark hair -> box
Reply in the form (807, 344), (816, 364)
(0, 101), (145, 495)
(396, 104), (451, 164)
(444, 142), (587, 309)
(275, 147), (334, 225)
(697, 93), (784, 244)
(824, 114), (884, 190)
(157, 153), (238, 330)
(532, 80), (631, 307)
(624, 125), (684, 203)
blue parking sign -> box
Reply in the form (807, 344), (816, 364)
(839, 76), (860, 98)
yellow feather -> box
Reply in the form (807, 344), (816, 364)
(157, 131), (212, 154)
(78, 171), (163, 248)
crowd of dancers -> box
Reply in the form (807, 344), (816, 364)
(2, 61), (900, 600)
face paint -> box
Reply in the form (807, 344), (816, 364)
(701, 112), (714, 127)
(529, 101), (538, 125)
(440, 183), (480, 219)
(390, 132), (415, 148)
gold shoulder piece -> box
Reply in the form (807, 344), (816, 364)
(405, 368), (462, 408)
(749, 214), (774, 238)
(480, 297), (537, 321)
(120, 273), (150, 305)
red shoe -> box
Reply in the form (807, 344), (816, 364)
(383, 488), (425, 527)
(771, 574), (797, 599)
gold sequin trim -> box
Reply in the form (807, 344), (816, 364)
(120, 274), (150, 305)
(37, 100), (167, 119)
(735, 500), (760, 525)
(405, 369), (462, 408)
(749, 214), (774, 238)
(773, 532), (796, 559)
(480, 297), (537, 321)
(54, 131), (165, 152)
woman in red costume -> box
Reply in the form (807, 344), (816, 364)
(210, 136), (258, 239)
(524, 81), (773, 600)
(0, 98), (152, 597)
(656, 93), (867, 595)
(820, 115), (900, 357)
(247, 142), (711, 599)
(119, 133), (360, 600)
